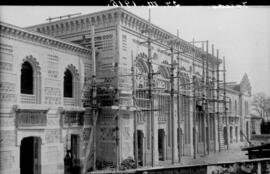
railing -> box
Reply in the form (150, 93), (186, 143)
(20, 94), (36, 104)
(64, 97), (76, 106)
(16, 110), (47, 127)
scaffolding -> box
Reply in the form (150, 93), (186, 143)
(131, 10), (229, 165)
(84, 10), (230, 172)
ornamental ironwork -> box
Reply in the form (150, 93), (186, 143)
(16, 110), (47, 127)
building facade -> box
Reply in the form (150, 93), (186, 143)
(0, 22), (92, 174)
(0, 7), (252, 174)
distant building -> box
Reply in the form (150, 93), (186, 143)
(0, 7), (253, 174)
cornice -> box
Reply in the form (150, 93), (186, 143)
(0, 21), (91, 56)
(26, 8), (121, 38)
(118, 8), (220, 64)
(25, 7), (220, 65)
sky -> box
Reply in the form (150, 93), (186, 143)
(0, 6), (270, 96)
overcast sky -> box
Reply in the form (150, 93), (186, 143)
(1, 6), (269, 96)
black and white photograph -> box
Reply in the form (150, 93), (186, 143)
(0, 5), (270, 174)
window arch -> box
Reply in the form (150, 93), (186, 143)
(64, 69), (73, 98)
(21, 61), (34, 94)
(20, 55), (41, 104)
(63, 64), (80, 106)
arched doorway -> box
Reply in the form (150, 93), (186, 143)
(20, 137), (41, 174)
(158, 129), (165, 161)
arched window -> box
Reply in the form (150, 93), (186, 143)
(21, 61), (34, 94)
(64, 69), (73, 98)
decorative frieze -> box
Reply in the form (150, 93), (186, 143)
(0, 82), (16, 93)
(45, 87), (61, 96)
(0, 22), (91, 56)
(47, 54), (59, 79)
(45, 78), (62, 87)
(0, 93), (16, 103)
(0, 43), (13, 64)
(44, 87), (61, 105)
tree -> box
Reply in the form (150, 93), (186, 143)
(252, 92), (270, 121)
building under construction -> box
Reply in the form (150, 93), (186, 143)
(0, 7), (252, 174)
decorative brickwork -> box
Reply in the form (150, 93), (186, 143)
(45, 129), (60, 144)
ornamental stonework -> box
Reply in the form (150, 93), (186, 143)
(0, 62), (12, 72)
(0, 93), (16, 103)
(47, 54), (59, 79)
(44, 87), (61, 105)
(0, 151), (14, 170)
(0, 130), (15, 147)
(0, 117), (14, 127)
(45, 129), (60, 144)
(0, 82), (16, 93)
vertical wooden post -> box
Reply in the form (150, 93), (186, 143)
(202, 42), (206, 156)
(211, 44), (217, 153)
(206, 41), (210, 155)
(132, 51), (138, 168)
(170, 41), (175, 164)
(216, 49), (221, 152)
(192, 38), (197, 159)
(147, 8), (155, 167)
(223, 56), (229, 150)
(91, 25), (98, 171)
(177, 30), (182, 163)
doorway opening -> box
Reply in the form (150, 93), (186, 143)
(65, 134), (81, 174)
(230, 127), (233, 143)
(223, 127), (228, 145)
(158, 129), (165, 161)
(137, 130), (144, 166)
(20, 137), (41, 174)
(235, 127), (238, 142)
(246, 122), (249, 141)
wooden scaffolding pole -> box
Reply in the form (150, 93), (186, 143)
(170, 39), (175, 164)
(216, 49), (221, 152)
(211, 44), (217, 153)
(132, 51), (138, 168)
(192, 38), (197, 159)
(91, 25), (97, 171)
(202, 42), (206, 156)
(223, 56), (229, 150)
(147, 8), (155, 167)
(177, 29), (182, 163)
(206, 41), (210, 155)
